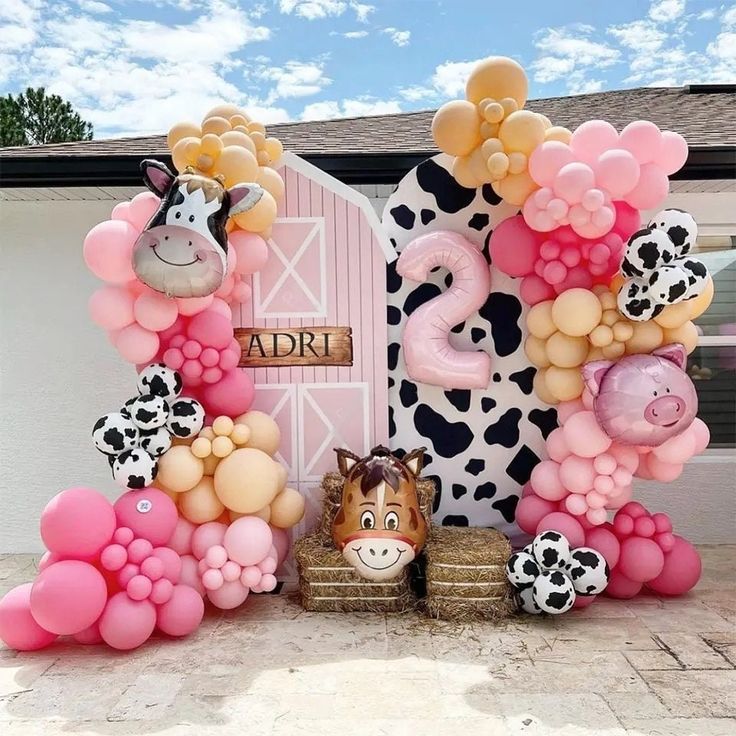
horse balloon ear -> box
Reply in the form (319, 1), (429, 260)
(228, 183), (264, 216)
(402, 448), (426, 477)
(335, 448), (361, 477)
(141, 159), (175, 197)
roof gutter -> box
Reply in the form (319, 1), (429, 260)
(0, 147), (733, 187)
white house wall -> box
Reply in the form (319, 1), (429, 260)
(0, 185), (734, 551)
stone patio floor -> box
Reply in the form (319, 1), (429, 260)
(1, 546), (734, 736)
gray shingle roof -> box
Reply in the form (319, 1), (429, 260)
(0, 86), (733, 159)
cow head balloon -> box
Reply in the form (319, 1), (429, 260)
(132, 160), (264, 298)
(582, 343), (698, 447)
(332, 446), (428, 581)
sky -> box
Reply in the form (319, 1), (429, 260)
(1, 0), (734, 139)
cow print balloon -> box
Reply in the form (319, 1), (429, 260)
(92, 412), (139, 455)
(532, 531), (571, 570)
(621, 228), (675, 279)
(166, 398), (205, 438)
(566, 547), (610, 596)
(532, 570), (575, 614)
(505, 551), (540, 589)
(130, 394), (169, 430)
(120, 397), (137, 420)
(138, 426), (172, 457)
(112, 449), (158, 490)
(516, 585), (543, 615)
(137, 363), (183, 400)
(649, 209), (697, 256)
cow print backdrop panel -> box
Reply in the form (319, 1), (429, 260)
(383, 154), (556, 539)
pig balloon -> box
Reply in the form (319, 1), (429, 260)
(582, 344), (697, 447)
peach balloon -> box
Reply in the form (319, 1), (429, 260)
(625, 320), (664, 354)
(545, 366), (584, 402)
(263, 137), (284, 162)
(179, 477), (224, 524)
(432, 100), (482, 157)
(256, 166), (285, 199)
(214, 448), (282, 513)
(465, 56), (528, 106)
(533, 369), (559, 404)
(492, 170), (537, 206)
(171, 137), (200, 172)
(653, 301), (691, 329)
(552, 289), (602, 336)
(498, 110), (546, 154)
(249, 506), (271, 523)
(219, 130), (256, 154)
(527, 301), (557, 339)
(663, 321), (698, 354)
(235, 411), (281, 455)
(204, 103), (243, 120)
(156, 446), (204, 493)
(687, 276), (714, 319)
(546, 332), (588, 368)
(216, 146), (259, 187)
(201, 116), (231, 136)
(525, 336), (550, 367)
(269, 488), (305, 529)
(232, 191), (278, 232)
(167, 121), (201, 150)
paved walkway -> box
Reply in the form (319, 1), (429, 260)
(1, 546), (734, 735)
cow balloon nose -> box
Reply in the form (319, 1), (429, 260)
(645, 395), (684, 426)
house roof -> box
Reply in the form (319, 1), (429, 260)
(1, 85), (734, 185)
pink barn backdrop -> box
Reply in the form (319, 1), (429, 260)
(234, 152), (396, 572)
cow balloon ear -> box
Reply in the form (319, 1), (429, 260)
(228, 183), (264, 216)
(581, 360), (614, 398)
(402, 447), (426, 477)
(653, 343), (687, 370)
(335, 448), (361, 477)
(141, 159), (175, 197)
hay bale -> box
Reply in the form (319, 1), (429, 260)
(294, 533), (415, 613)
(317, 472), (436, 541)
(424, 526), (514, 622)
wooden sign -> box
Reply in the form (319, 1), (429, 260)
(235, 326), (353, 367)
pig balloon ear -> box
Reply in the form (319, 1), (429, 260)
(335, 448), (361, 477)
(141, 159), (175, 197)
(581, 360), (614, 398)
(228, 183), (264, 217)
(653, 343), (687, 370)
(402, 448), (426, 477)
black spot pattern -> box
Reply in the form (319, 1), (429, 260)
(413, 403), (474, 457)
(528, 408), (558, 440)
(386, 263), (402, 294)
(481, 397), (497, 413)
(479, 293), (523, 356)
(420, 208), (436, 225)
(545, 589), (572, 610)
(481, 184), (502, 206)
(465, 458), (485, 475)
(492, 494), (519, 523)
(415, 158), (476, 213)
(444, 389), (471, 412)
(474, 482), (496, 501)
(390, 204), (416, 230)
(403, 283), (442, 316)
(468, 213), (490, 231)
(399, 380), (418, 408)
(505, 445), (540, 485)
(484, 408), (522, 448)
(509, 366), (536, 395)
(387, 305), (402, 325)
(442, 515), (469, 526)
(471, 327), (486, 344)
(452, 484), (467, 499)
(387, 343), (400, 371)
(388, 406), (396, 438)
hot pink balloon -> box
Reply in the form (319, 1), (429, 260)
(0, 583), (58, 651)
(200, 369), (254, 418)
(585, 526), (620, 568)
(396, 231), (492, 390)
(230, 231), (269, 275)
(83, 219), (138, 284)
(89, 286), (136, 331)
(208, 297), (233, 321)
(605, 568), (643, 599)
(489, 216), (539, 277)
(536, 511), (586, 548)
(133, 292), (179, 332)
(611, 201), (641, 240)
(187, 310), (233, 350)
(655, 131), (689, 175)
(594, 149), (640, 198)
(625, 162), (669, 210)
(572, 593), (596, 609)
(224, 516), (273, 566)
(156, 584), (204, 636)
(618, 537), (665, 582)
(114, 488), (178, 546)
(179, 555), (205, 595)
(207, 580), (249, 609)
(520, 275), (556, 305)
(151, 547), (182, 582)
(115, 324), (160, 364)
(528, 140), (576, 186)
(169, 517), (196, 555)
(99, 593), (157, 650)
(571, 120), (620, 165)
(30, 561), (108, 635)
(515, 494), (558, 534)
(73, 622), (103, 645)
(647, 536), (701, 595)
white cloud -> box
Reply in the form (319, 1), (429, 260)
(697, 8), (716, 20)
(76, 0), (113, 13)
(301, 96), (401, 120)
(381, 27), (411, 47)
(430, 59), (482, 96)
(399, 85), (437, 102)
(0, 0), (41, 52)
(343, 30), (368, 38)
(256, 60), (332, 100)
(724, 5), (736, 27)
(649, 0), (685, 23)
(567, 73), (605, 95)
(278, 0), (347, 20)
(350, 2), (374, 22)
(607, 20), (666, 53)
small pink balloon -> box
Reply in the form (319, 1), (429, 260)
(618, 537), (665, 582)
(537, 511), (586, 548)
(605, 569), (643, 599)
(114, 488), (178, 546)
(553, 162), (595, 203)
(111, 201), (131, 221)
(202, 568), (224, 590)
(559, 455), (596, 493)
(116, 324), (160, 364)
(150, 577), (175, 605)
(73, 622), (102, 645)
(207, 580), (249, 609)
(127, 538), (154, 564)
(572, 593), (596, 609)
(652, 512), (672, 534)
(99, 593), (157, 650)
(562, 411), (612, 458)
(586, 507), (608, 525)
(520, 274), (556, 305)
(182, 359), (203, 379)
(179, 555), (205, 596)
(41, 487), (116, 559)
(646, 535), (701, 595)
(571, 120), (620, 165)
(231, 281), (252, 303)
(119, 562), (140, 588)
(151, 547), (182, 582)
(89, 286), (136, 331)
(163, 348), (184, 369)
(114, 526), (135, 546)
(655, 130), (689, 175)
(224, 516), (273, 567)
(515, 494), (558, 534)
(30, 561), (108, 635)
(200, 369), (254, 418)
(169, 517), (196, 555)
(565, 494), (588, 516)
(83, 219), (138, 283)
(141, 556), (164, 581)
(625, 162), (669, 210)
(585, 527), (620, 568)
(202, 367), (223, 383)
(593, 475), (614, 494)
(191, 522), (228, 559)
(230, 231), (269, 275)
(258, 556), (277, 575)
(38, 551), (60, 572)
(656, 532), (675, 553)
(182, 339), (202, 359)
(176, 294), (214, 316)
(221, 560), (242, 582)
(0, 583), (58, 651)
(240, 566), (262, 588)
(101, 544), (128, 572)
(530, 461), (568, 501)
(585, 490), (607, 510)
(528, 140), (576, 186)
(187, 310), (233, 350)
(593, 454), (617, 475)
(134, 292), (179, 332)
(633, 517), (656, 538)
(205, 545), (229, 569)
(215, 274), (235, 299)
(126, 192), (159, 231)
(200, 347), (220, 367)
(259, 573), (277, 592)
(156, 584), (204, 636)
(127, 575), (153, 601)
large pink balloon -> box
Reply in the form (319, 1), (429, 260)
(553, 162), (595, 203)
(83, 219), (138, 284)
(618, 537), (665, 582)
(528, 140), (576, 186)
(30, 561), (108, 635)
(559, 455), (596, 493)
(188, 310), (233, 351)
(655, 131), (689, 175)
(99, 593), (157, 650)
(115, 324), (160, 364)
(199, 369), (254, 418)
(230, 231), (269, 275)
(571, 120), (620, 165)
(605, 568), (643, 599)
(224, 516), (273, 566)
(515, 494), (558, 534)
(0, 584), (58, 651)
(619, 121), (662, 165)
(530, 460), (568, 501)
(156, 584), (204, 636)
(647, 536), (701, 595)
(625, 162), (669, 210)
(41, 487), (116, 559)
(114, 488), (178, 546)
(562, 411), (612, 458)
(536, 511), (586, 548)
(179, 555), (205, 596)
(191, 521), (228, 559)
(207, 580), (249, 609)
(176, 294), (214, 316)
(594, 149), (640, 199)
(396, 231), (492, 390)
(89, 286), (136, 331)
(124, 192), (159, 231)
(134, 292), (179, 332)
(169, 517), (196, 555)
(489, 216), (539, 277)
(585, 526), (620, 568)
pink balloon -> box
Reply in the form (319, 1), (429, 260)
(200, 369), (254, 418)
(126, 192), (159, 231)
(230, 231), (269, 275)
(83, 219), (138, 284)
(41, 487), (116, 559)
(611, 201), (641, 240)
(31, 561), (108, 635)
(562, 411), (612, 458)
(690, 418), (711, 453)
(73, 622), (103, 645)
(259, 573), (277, 592)
(618, 537), (665, 582)
(605, 569), (643, 599)
(572, 593), (596, 609)
(0, 583), (58, 651)
(151, 547), (182, 582)
(594, 149), (640, 198)
(114, 488), (178, 546)
(559, 455), (596, 493)
(489, 216), (539, 277)
(396, 231), (492, 390)
(115, 324), (160, 364)
(176, 294), (214, 316)
(241, 566), (262, 588)
(652, 431), (697, 465)
(553, 162), (595, 203)
(231, 281), (252, 303)
(99, 593), (157, 650)
(156, 584), (204, 637)
(585, 527), (620, 568)
(556, 399), (585, 425)
(536, 511), (586, 548)
(530, 460), (568, 501)
(187, 310), (234, 351)
(269, 526), (290, 565)
(179, 555), (205, 596)
(191, 522), (228, 559)
(38, 551), (60, 572)
(645, 454), (684, 482)
(89, 286), (136, 331)
(571, 120), (620, 165)
(169, 517), (196, 555)
(134, 292), (179, 332)
(520, 275), (556, 305)
(208, 580), (249, 609)
(647, 536), (701, 595)
(515, 494), (558, 534)
(224, 516), (273, 567)
(619, 121), (663, 165)
(625, 162), (669, 210)
(528, 141), (576, 186)
(215, 274), (235, 299)
(208, 298), (233, 321)
(655, 131), (689, 175)
(546, 427), (570, 463)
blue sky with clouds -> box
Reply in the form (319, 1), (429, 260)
(1, 0), (734, 138)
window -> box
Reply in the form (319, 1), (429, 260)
(689, 235), (736, 448)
